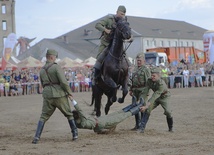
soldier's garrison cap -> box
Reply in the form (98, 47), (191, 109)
(151, 67), (161, 74)
(136, 52), (145, 59)
(117, 5), (126, 13)
(46, 49), (58, 56)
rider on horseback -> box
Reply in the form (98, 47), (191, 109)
(94, 5), (132, 83)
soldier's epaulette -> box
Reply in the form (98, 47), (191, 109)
(158, 79), (164, 85)
(107, 14), (114, 18)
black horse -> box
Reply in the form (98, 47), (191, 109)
(92, 17), (132, 117)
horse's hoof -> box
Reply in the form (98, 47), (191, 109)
(110, 97), (117, 103)
(96, 112), (101, 117)
(118, 98), (124, 103)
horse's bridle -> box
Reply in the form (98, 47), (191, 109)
(109, 21), (132, 61)
(115, 20), (129, 36)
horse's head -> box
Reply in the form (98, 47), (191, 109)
(115, 17), (132, 40)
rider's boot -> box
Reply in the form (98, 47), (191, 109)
(93, 50), (108, 83)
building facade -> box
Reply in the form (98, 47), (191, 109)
(18, 15), (207, 63)
(0, 0), (16, 54)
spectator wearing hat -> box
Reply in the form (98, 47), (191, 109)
(138, 67), (173, 133)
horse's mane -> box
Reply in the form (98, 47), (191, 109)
(107, 28), (116, 49)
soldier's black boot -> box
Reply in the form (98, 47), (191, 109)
(138, 112), (150, 133)
(122, 96), (137, 112)
(128, 97), (144, 116)
(131, 97), (145, 130)
(32, 121), (45, 144)
(68, 119), (78, 141)
(166, 117), (173, 132)
(131, 113), (140, 130)
(130, 106), (141, 116)
(93, 49), (107, 83)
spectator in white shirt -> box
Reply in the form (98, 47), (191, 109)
(182, 66), (189, 88)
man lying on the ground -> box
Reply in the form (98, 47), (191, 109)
(70, 97), (144, 134)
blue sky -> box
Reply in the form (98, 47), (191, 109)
(15, 0), (214, 45)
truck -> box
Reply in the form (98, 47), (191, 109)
(145, 46), (206, 66)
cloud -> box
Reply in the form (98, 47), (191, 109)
(161, 0), (213, 14)
(152, 0), (214, 30)
(178, 0), (212, 9)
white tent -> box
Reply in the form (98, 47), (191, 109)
(58, 57), (82, 68)
(74, 58), (83, 63)
(41, 57), (61, 63)
(11, 56), (20, 64)
(83, 56), (96, 67)
(17, 56), (43, 68)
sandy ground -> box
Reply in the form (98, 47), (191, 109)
(0, 87), (214, 155)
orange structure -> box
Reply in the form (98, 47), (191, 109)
(146, 47), (206, 64)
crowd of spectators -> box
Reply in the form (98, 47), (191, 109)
(0, 61), (214, 97)
(0, 67), (93, 97)
(156, 62), (214, 89)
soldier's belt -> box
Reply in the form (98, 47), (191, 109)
(161, 91), (169, 96)
(132, 84), (145, 88)
(43, 83), (60, 87)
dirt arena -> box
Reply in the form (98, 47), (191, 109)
(0, 87), (214, 155)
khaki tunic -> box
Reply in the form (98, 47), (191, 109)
(130, 65), (151, 101)
(95, 15), (116, 54)
(40, 61), (72, 98)
(74, 104), (131, 133)
(144, 78), (172, 117)
(39, 61), (74, 122)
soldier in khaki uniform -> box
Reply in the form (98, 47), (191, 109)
(129, 53), (151, 130)
(138, 67), (173, 133)
(32, 49), (78, 144)
(93, 5), (131, 81)
(70, 97), (144, 134)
